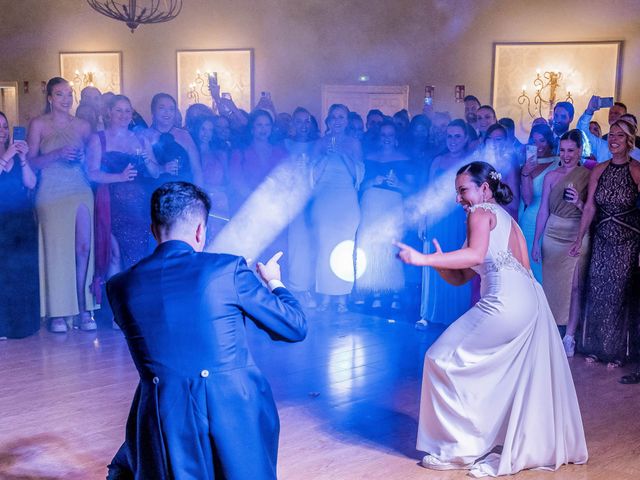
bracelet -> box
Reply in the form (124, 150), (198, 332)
(521, 173), (530, 177)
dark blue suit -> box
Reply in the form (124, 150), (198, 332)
(106, 240), (307, 479)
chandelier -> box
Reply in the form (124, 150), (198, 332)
(517, 69), (573, 120)
(86, 0), (183, 33)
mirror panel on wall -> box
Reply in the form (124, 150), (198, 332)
(60, 52), (122, 111)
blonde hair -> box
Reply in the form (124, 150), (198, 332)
(610, 119), (637, 152)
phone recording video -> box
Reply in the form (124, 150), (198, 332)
(12, 126), (26, 143)
(598, 97), (614, 109)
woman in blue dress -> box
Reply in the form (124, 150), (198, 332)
(0, 112), (39, 338)
(311, 104), (364, 313)
(518, 124), (558, 283)
(417, 119), (472, 329)
(356, 120), (415, 310)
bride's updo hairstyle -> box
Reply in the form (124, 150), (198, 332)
(456, 161), (513, 206)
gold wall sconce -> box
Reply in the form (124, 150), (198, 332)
(518, 69), (573, 120)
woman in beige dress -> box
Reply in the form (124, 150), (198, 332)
(532, 129), (590, 357)
(27, 77), (97, 332)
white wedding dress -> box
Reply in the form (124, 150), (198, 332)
(417, 203), (588, 477)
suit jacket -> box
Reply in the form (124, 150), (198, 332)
(106, 240), (307, 480)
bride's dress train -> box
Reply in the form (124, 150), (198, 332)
(417, 203), (588, 477)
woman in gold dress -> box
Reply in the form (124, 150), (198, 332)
(532, 129), (590, 357)
(27, 77), (97, 332)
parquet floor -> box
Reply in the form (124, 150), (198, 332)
(1, 310), (638, 479)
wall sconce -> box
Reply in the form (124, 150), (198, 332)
(70, 69), (99, 104)
(455, 85), (465, 102)
(187, 82), (199, 103)
(518, 69), (573, 120)
(23, 81), (29, 94)
(187, 69), (216, 105)
(73, 69), (97, 88)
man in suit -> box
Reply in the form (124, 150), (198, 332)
(106, 181), (307, 479)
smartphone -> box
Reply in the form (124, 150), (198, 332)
(598, 97), (614, 108)
(221, 92), (232, 100)
(525, 144), (537, 162)
(423, 97), (433, 106)
(424, 85), (434, 96)
(207, 74), (218, 95)
(12, 126), (26, 142)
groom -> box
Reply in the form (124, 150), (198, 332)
(106, 181), (307, 479)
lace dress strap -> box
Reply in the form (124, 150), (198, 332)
(467, 202), (499, 214)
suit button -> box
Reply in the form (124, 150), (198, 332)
(200, 369), (209, 378)
(152, 376), (160, 384)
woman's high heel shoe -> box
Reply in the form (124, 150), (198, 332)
(49, 317), (68, 333)
(79, 311), (97, 331)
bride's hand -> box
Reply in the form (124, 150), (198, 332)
(431, 238), (443, 255)
(394, 240), (428, 266)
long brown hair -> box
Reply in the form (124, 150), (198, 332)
(0, 111), (9, 149)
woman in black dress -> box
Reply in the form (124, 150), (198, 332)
(570, 118), (640, 367)
(0, 112), (39, 338)
(86, 95), (160, 272)
(142, 93), (202, 189)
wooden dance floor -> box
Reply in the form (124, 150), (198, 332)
(1, 309), (639, 479)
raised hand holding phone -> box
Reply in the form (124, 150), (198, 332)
(586, 95), (600, 114)
(256, 91), (276, 113)
(207, 73), (220, 98)
(0, 141), (29, 171)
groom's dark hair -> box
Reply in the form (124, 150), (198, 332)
(151, 181), (210, 231)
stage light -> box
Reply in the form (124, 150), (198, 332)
(329, 240), (366, 282)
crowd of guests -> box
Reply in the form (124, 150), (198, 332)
(1, 77), (639, 380)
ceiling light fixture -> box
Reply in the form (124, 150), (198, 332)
(86, 0), (183, 33)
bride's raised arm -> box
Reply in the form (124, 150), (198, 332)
(395, 207), (492, 270)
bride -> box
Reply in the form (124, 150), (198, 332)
(395, 161), (588, 477)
